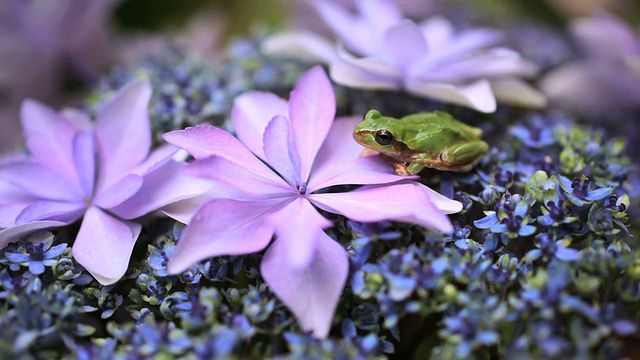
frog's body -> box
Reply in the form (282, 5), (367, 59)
(353, 110), (489, 175)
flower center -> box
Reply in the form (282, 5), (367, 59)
(297, 182), (307, 195)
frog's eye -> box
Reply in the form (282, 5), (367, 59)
(375, 130), (393, 146)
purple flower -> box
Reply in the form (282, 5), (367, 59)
(0, 79), (210, 285)
(290, 0), (435, 38)
(162, 66), (461, 337)
(540, 12), (640, 116)
(523, 233), (580, 263)
(0, 0), (121, 152)
(263, 0), (545, 113)
(4, 231), (67, 275)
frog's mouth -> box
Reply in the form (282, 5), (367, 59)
(355, 130), (413, 158)
(383, 141), (422, 162)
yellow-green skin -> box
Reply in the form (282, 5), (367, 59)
(353, 110), (489, 175)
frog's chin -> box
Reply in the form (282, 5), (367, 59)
(379, 152), (413, 164)
(378, 153), (414, 175)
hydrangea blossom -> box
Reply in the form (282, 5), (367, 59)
(0, 0), (121, 152)
(540, 12), (640, 116)
(0, 79), (210, 285)
(162, 66), (462, 337)
(263, 0), (546, 113)
(290, 0), (435, 38)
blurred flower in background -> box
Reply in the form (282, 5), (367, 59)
(540, 12), (640, 117)
(0, 0), (123, 152)
(290, 0), (436, 35)
(0, 0), (231, 154)
(264, 0), (546, 113)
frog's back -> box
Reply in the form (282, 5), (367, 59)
(400, 112), (482, 150)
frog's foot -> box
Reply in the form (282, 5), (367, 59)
(390, 161), (423, 175)
(392, 162), (413, 175)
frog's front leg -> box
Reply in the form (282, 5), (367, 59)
(378, 154), (422, 175)
(405, 162), (426, 175)
(391, 161), (424, 175)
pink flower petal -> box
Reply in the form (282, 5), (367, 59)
(162, 125), (233, 159)
(434, 27), (503, 60)
(419, 48), (538, 82)
(261, 228), (348, 338)
(0, 179), (37, 203)
(490, 78), (547, 109)
(60, 108), (92, 131)
(232, 92), (289, 160)
(130, 145), (179, 176)
(158, 193), (215, 224)
(308, 155), (410, 193)
(72, 130), (96, 197)
(72, 206), (142, 285)
(261, 31), (338, 64)
(411, 21), (503, 77)
(383, 20), (428, 70)
(419, 16), (456, 50)
(406, 79), (497, 113)
(183, 157), (292, 199)
(0, 220), (69, 249)
(419, 184), (466, 215)
(158, 178), (251, 224)
(167, 198), (289, 274)
(0, 161), (80, 201)
(330, 51), (402, 90)
(309, 182), (459, 233)
(572, 13), (636, 61)
(268, 198), (333, 268)
(110, 160), (212, 220)
(313, 0), (373, 55)
(312, 115), (365, 172)
(355, 0), (402, 34)
(163, 125), (287, 187)
(336, 45), (403, 79)
(263, 115), (302, 187)
(93, 174), (143, 209)
(288, 66), (336, 182)
(20, 100), (81, 186)
(94, 79), (152, 189)
(15, 200), (86, 224)
(419, 17), (501, 55)
(0, 203), (29, 227)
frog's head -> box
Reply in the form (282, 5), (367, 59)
(353, 110), (404, 154)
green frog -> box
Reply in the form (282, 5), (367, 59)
(353, 110), (489, 175)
